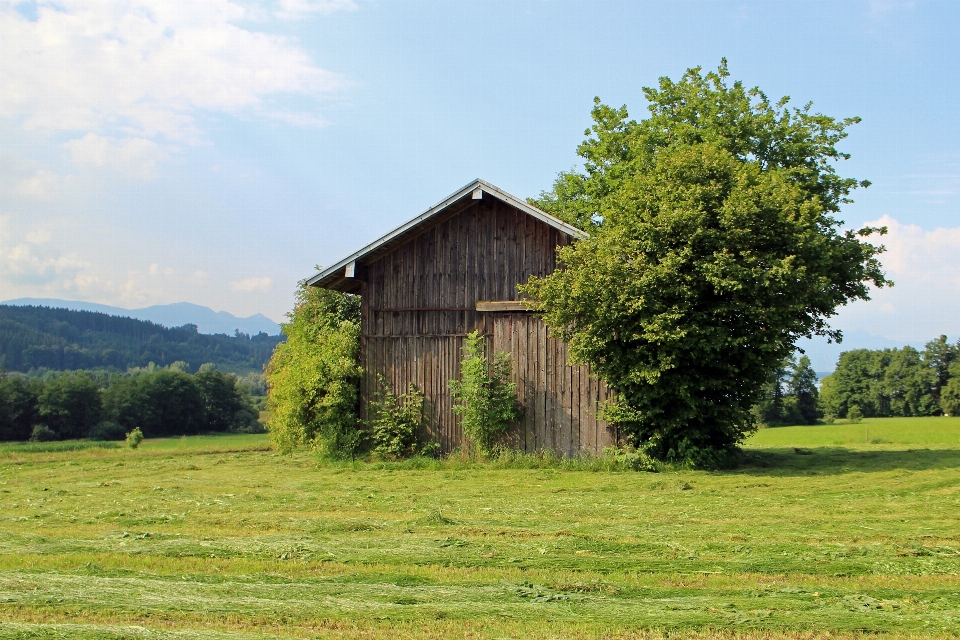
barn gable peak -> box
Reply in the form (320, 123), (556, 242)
(307, 179), (584, 292)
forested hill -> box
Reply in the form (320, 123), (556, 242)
(0, 305), (283, 375)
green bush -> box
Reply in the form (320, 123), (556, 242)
(941, 378), (960, 417)
(126, 427), (144, 449)
(29, 424), (57, 442)
(450, 331), (522, 457)
(266, 281), (362, 458)
(847, 404), (863, 424)
(88, 420), (126, 441)
(368, 376), (425, 459)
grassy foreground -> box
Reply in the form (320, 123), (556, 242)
(1, 419), (959, 639)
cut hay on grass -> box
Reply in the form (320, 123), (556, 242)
(1, 418), (959, 638)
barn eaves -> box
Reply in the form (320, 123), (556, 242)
(306, 179), (585, 294)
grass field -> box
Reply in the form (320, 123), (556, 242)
(1, 418), (959, 639)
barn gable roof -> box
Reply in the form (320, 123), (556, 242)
(307, 179), (584, 292)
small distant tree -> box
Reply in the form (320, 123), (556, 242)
(126, 426), (144, 449)
(942, 379), (960, 416)
(194, 367), (259, 433)
(450, 331), (522, 457)
(789, 355), (821, 424)
(923, 335), (958, 406)
(847, 404), (863, 424)
(756, 357), (791, 426)
(266, 279), (362, 457)
(942, 359), (960, 417)
(30, 424), (58, 442)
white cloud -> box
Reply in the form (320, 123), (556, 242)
(25, 226), (52, 244)
(869, 215), (960, 288)
(0, 0), (345, 141)
(229, 276), (273, 292)
(13, 169), (66, 199)
(274, 0), (358, 18)
(0, 215), (87, 286)
(63, 133), (166, 180)
(265, 110), (329, 128)
(833, 216), (960, 341)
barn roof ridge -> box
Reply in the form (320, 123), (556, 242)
(306, 178), (584, 288)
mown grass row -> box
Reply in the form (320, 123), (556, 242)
(1, 418), (959, 638)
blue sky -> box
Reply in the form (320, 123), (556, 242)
(1, 0), (958, 355)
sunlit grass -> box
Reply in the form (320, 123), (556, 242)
(1, 422), (959, 638)
(748, 416), (960, 448)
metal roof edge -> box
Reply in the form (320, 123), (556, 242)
(306, 179), (585, 287)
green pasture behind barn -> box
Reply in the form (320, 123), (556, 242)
(1, 417), (959, 638)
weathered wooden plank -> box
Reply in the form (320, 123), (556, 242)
(516, 314), (529, 452)
(532, 317), (542, 451)
(558, 338), (571, 456)
(476, 301), (532, 311)
(571, 357), (581, 455)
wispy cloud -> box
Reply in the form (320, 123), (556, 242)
(836, 216), (960, 341)
(273, 0), (358, 19)
(229, 276), (273, 293)
(64, 134), (166, 180)
(0, 0), (346, 142)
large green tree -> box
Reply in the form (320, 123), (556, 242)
(522, 61), (887, 465)
(266, 280), (362, 457)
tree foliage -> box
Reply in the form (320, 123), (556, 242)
(819, 336), (959, 418)
(450, 331), (522, 457)
(1, 365), (261, 442)
(266, 281), (362, 457)
(522, 61), (887, 466)
(194, 367), (260, 434)
(756, 355), (820, 426)
(37, 372), (102, 440)
(0, 375), (42, 441)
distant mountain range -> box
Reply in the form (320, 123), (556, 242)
(0, 305), (281, 375)
(1, 298), (281, 336)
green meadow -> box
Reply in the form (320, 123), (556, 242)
(1, 418), (959, 639)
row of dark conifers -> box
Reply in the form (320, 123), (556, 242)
(0, 366), (260, 442)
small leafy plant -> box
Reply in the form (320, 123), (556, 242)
(450, 331), (522, 457)
(29, 424), (58, 443)
(126, 427), (144, 449)
(847, 405), (863, 424)
(368, 376), (425, 459)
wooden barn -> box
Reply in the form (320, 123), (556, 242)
(308, 179), (616, 455)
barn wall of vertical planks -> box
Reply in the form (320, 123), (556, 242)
(307, 180), (616, 455)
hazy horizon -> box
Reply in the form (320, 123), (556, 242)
(2, 1), (958, 344)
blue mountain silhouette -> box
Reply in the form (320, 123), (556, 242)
(1, 298), (280, 336)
